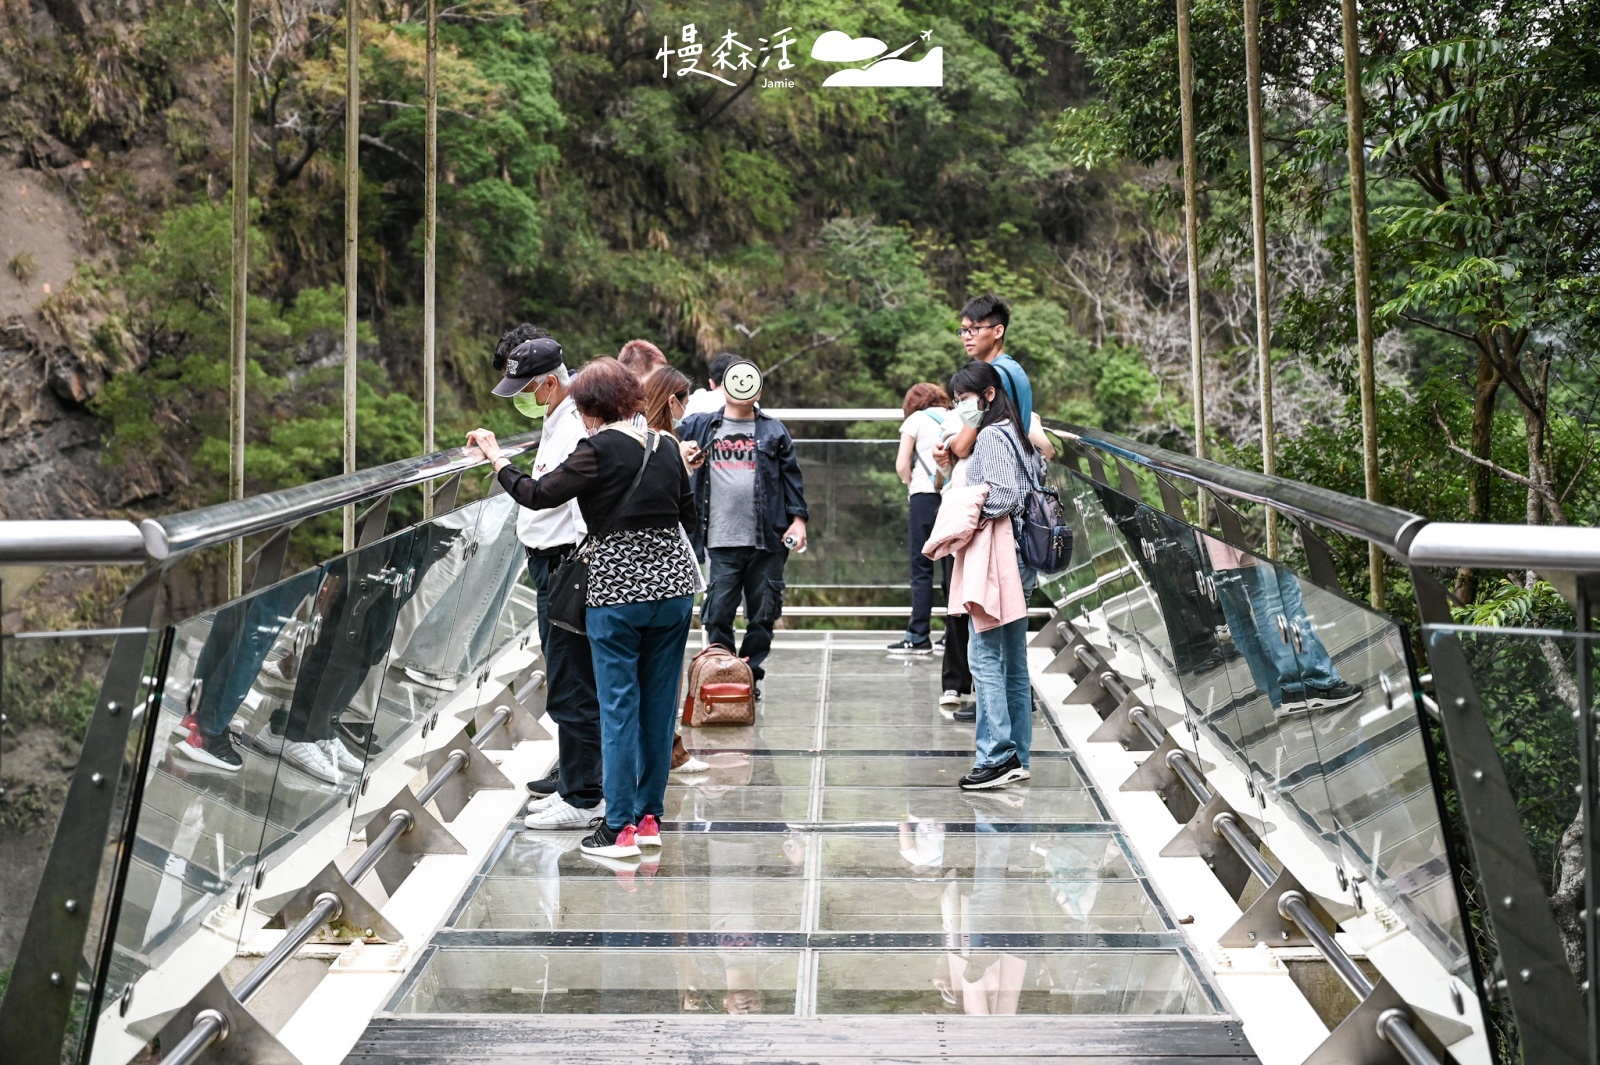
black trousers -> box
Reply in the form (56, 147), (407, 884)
(907, 493), (945, 641)
(702, 546), (788, 680)
(527, 552), (604, 808)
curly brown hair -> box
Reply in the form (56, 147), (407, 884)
(641, 366), (693, 433)
(569, 357), (645, 424)
(902, 382), (952, 418)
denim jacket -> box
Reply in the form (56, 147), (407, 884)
(678, 408), (809, 557)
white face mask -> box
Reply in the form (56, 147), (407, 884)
(953, 396), (983, 428)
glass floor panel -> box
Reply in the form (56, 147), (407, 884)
(813, 951), (1211, 1015)
(394, 632), (1217, 1019)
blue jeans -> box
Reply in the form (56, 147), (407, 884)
(1216, 565), (1341, 706)
(968, 616), (1032, 769)
(191, 580), (304, 736)
(587, 594), (695, 830)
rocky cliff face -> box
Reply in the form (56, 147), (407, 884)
(0, 172), (158, 522)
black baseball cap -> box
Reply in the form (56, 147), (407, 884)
(492, 337), (564, 397)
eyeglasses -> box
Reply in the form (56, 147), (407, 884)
(957, 324), (996, 338)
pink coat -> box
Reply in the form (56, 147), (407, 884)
(922, 485), (1029, 633)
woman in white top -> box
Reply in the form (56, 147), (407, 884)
(890, 383), (953, 655)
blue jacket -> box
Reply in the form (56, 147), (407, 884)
(678, 407), (809, 557)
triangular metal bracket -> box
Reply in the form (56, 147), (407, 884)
(360, 789), (466, 897)
(1155, 474), (1189, 521)
(1088, 692), (1160, 751)
(473, 684), (549, 748)
(1219, 866), (1337, 948)
(1062, 668), (1143, 717)
(1029, 615), (1073, 651)
(269, 860), (403, 944)
(154, 974), (301, 1065)
(1160, 793), (1264, 900)
(1301, 976), (1450, 1065)
(1120, 734), (1202, 825)
(422, 731), (514, 822)
(1044, 631), (1115, 678)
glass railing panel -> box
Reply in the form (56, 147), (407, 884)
(86, 567), (320, 1065)
(788, 440), (905, 588)
(1293, 581), (1469, 974)
(252, 522), (429, 898)
(434, 492), (533, 688)
(1, 625), (164, 1063)
(1425, 623), (1598, 1000)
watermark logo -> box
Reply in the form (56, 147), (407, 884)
(811, 29), (942, 87)
(653, 24), (942, 89)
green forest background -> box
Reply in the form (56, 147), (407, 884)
(4, 0), (1597, 606)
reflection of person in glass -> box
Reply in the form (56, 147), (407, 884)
(174, 580), (305, 771)
(942, 810), (1025, 1014)
(1202, 535), (1363, 713)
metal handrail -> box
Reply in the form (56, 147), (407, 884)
(0, 520), (147, 565)
(141, 431), (541, 560)
(1050, 419), (1600, 578)
(1047, 420), (1428, 557)
(0, 433), (542, 567)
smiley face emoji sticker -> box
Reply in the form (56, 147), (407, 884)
(723, 360), (764, 403)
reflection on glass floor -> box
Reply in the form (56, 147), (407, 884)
(391, 633), (1217, 1018)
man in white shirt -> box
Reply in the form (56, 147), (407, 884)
(489, 331), (605, 828)
(681, 351), (740, 417)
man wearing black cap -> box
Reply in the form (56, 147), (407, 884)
(490, 327), (606, 830)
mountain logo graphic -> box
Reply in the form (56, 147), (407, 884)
(810, 29), (942, 87)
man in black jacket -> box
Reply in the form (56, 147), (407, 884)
(677, 360), (808, 690)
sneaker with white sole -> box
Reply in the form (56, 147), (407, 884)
(957, 753), (1028, 791)
(282, 739), (340, 783)
(939, 690), (961, 708)
(886, 637), (934, 655)
(319, 738), (363, 774)
(671, 756), (710, 775)
(174, 728), (243, 772)
(580, 820), (641, 858)
(636, 814), (662, 848)
(525, 798), (602, 830)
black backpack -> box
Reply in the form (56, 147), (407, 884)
(997, 429), (1074, 575)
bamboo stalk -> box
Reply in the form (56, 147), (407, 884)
(343, 0), (360, 550)
(1242, 0), (1277, 557)
(1341, 0), (1384, 607)
(1177, 0), (1206, 523)
(228, 0), (251, 596)
(422, 0), (437, 519)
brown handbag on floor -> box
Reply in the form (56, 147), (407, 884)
(681, 645), (756, 726)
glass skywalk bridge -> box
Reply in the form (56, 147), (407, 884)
(0, 415), (1596, 1065)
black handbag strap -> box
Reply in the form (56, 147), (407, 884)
(587, 430), (657, 541)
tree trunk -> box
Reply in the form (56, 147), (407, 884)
(1456, 349), (1501, 602)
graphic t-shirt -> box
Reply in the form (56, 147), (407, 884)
(707, 416), (759, 548)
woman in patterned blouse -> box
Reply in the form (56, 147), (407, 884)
(468, 358), (700, 863)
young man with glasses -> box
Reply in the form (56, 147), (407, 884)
(938, 294), (1052, 466)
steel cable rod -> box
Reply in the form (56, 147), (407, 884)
(160, 688), (522, 1065)
(1073, 634), (1440, 1064)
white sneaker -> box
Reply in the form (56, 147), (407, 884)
(320, 738), (363, 774)
(939, 690), (961, 708)
(524, 797), (601, 830)
(254, 724), (286, 754)
(282, 739), (339, 783)
(527, 792), (564, 814)
(672, 756), (711, 775)
(403, 667), (458, 691)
